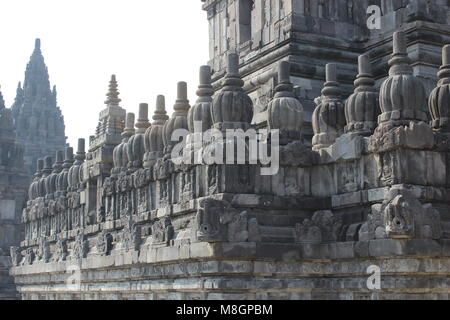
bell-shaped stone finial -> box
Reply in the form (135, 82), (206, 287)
(443, 44), (450, 66)
(312, 63), (346, 150)
(188, 65), (214, 134)
(123, 112), (136, 138)
(429, 45), (450, 132)
(378, 31), (428, 126)
(344, 55), (380, 136)
(113, 113), (135, 174)
(227, 53), (240, 78)
(43, 156), (53, 177)
(105, 74), (121, 107)
(127, 104), (150, 171)
(46, 150), (64, 196)
(68, 139), (86, 190)
(138, 103), (150, 129)
(29, 159), (44, 200)
(173, 82), (190, 114)
(52, 150), (64, 174)
(38, 156), (53, 197)
(63, 147), (74, 170)
(211, 53), (253, 131)
(153, 95), (168, 123)
(56, 147), (74, 193)
(267, 61), (304, 145)
(144, 95), (169, 168)
(136, 103), (150, 134)
(36, 158), (44, 178)
(163, 83), (190, 155)
(75, 138), (86, 164)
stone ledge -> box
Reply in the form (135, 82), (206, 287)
(11, 255), (450, 300)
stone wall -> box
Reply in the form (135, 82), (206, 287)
(10, 31), (450, 299)
(202, 0), (450, 139)
(7, 1), (450, 300)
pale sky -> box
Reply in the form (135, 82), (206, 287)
(0, 0), (209, 148)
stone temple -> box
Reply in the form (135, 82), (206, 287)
(1, 0), (450, 300)
(11, 39), (67, 176)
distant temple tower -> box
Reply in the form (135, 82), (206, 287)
(0, 86), (28, 299)
(11, 39), (67, 175)
(202, 0), (450, 138)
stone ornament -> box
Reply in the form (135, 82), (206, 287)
(45, 150), (64, 197)
(211, 53), (253, 131)
(267, 61), (304, 145)
(163, 82), (190, 156)
(312, 64), (346, 150)
(365, 185), (442, 240)
(429, 45), (450, 132)
(127, 103), (150, 171)
(144, 95), (169, 168)
(68, 139), (86, 191)
(196, 198), (249, 243)
(378, 32), (428, 127)
(113, 113), (135, 176)
(29, 159), (44, 200)
(345, 55), (380, 136)
(56, 147), (74, 194)
(188, 65), (214, 134)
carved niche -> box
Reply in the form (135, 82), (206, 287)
(151, 217), (174, 246)
(96, 230), (113, 256)
(24, 248), (35, 266)
(37, 237), (51, 263)
(102, 176), (116, 221)
(73, 232), (89, 259)
(121, 216), (141, 251)
(134, 168), (151, 214)
(53, 239), (68, 262)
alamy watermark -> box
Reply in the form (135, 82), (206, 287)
(367, 5), (382, 30)
(366, 265), (381, 290)
(66, 264), (82, 291)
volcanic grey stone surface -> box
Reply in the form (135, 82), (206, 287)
(4, 1), (450, 300)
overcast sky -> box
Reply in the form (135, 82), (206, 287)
(0, 0), (209, 148)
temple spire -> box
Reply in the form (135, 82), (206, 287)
(105, 75), (121, 107)
(11, 82), (24, 113)
(34, 38), (41, 52)
(12, 39), (67, 175)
